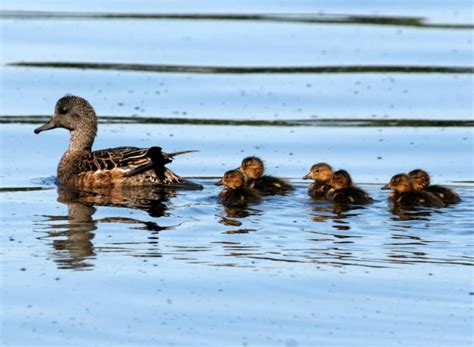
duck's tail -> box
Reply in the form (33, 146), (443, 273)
(166, 150), (199, 158)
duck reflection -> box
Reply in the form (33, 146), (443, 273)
(310, 203), (368, 231)
(38, 185), (178, 270)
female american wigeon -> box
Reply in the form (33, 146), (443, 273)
(239, 156), (293, 195)
(302, 162), (333, 200)
(215, 169), (261, 207)
(408, 169), (461, 204)
(34, 96), (201, 189)
(382, 173), (444, 207)
(327, 170), (373, 205)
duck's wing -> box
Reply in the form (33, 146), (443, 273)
(82, 146), (196, 180)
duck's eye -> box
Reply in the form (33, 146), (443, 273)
(58, 106), (69, 115)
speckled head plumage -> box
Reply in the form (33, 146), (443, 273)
(215, 169), (246, 189)
(408, 169), (431, 191)
(34, 95), (98, 151)
(302, 162), (333, 182)
(240, 156), (265, 180)
(382, 173), (413, 193)
(329, 169), (352, 190)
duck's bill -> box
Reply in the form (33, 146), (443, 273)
(34, 120), (56, 134)
(214, 179), (223, 186)
(381, 184), (391, 190)
(302, 173), (311, 180)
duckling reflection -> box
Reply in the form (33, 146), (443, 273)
(310, 203), (368, 231)
(38, 186), (178, 270)
(388, 205), (437, 222)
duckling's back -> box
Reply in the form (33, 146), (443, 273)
(426, 185), (461, 204)
(391, 191), (445, 207)
(251, 175), (293, 195)
(308, 183), (331, 200)
(331, 187), (373, 205)
(219, 188), (261, 207)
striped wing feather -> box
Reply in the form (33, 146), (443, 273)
(79, 146), (170, 178)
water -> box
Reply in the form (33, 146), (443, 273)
(1, 1), (473, 346)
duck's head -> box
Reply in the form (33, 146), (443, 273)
(382, 174), (412, 192)
(303, 162), (333, 183)
(329, 169), (352, 190)
(240, 156), (264, 180)
(215, 170), (246, 189)
(34, 96), (97, 135)
(408, 169), (430, 191)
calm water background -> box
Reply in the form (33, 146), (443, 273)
(1, 1), (473, 346)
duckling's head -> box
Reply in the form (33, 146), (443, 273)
(408, 169), (430, 191)
(329, 170), (352, 190)
(382, 174), (412, 192)
(215, 170), (246, 189)
(303, 162), (333, 183)
(240, 156), (264, 180)
(34, 95), (97, 135)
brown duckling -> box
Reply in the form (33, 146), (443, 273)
(327, 170), (373, 205)
(382, 173), (444, 207)
(239, 156), (293, 195)
(408, 169), (461, 204)
(215, 169), (261, 207)
(302, 162), (333, 200)
(34, 95), (200, 189)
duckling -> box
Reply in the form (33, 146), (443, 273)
(239, 156), (293, 195)
(408, 169), (461, 204)
(382, 173), (444, 207)
(34, 95), (201, 189)
(302, 162), (333, 200)
(327, 170), (373, 205)
(215, 169), (261, 207)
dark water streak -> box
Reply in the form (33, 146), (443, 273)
(9, 61), (474, 75)
(1, 115), (473, 127)
(1, 11), (472, 30)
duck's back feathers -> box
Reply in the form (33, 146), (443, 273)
(330, 187), (373, 205)
(250, 175), (293, 195)
(60, 146), (199, 188)
(218, 187), (261, 207)
(389, 191), (445, 207)
(426, 185), (461, 204)
(82, 147), (166, 177)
